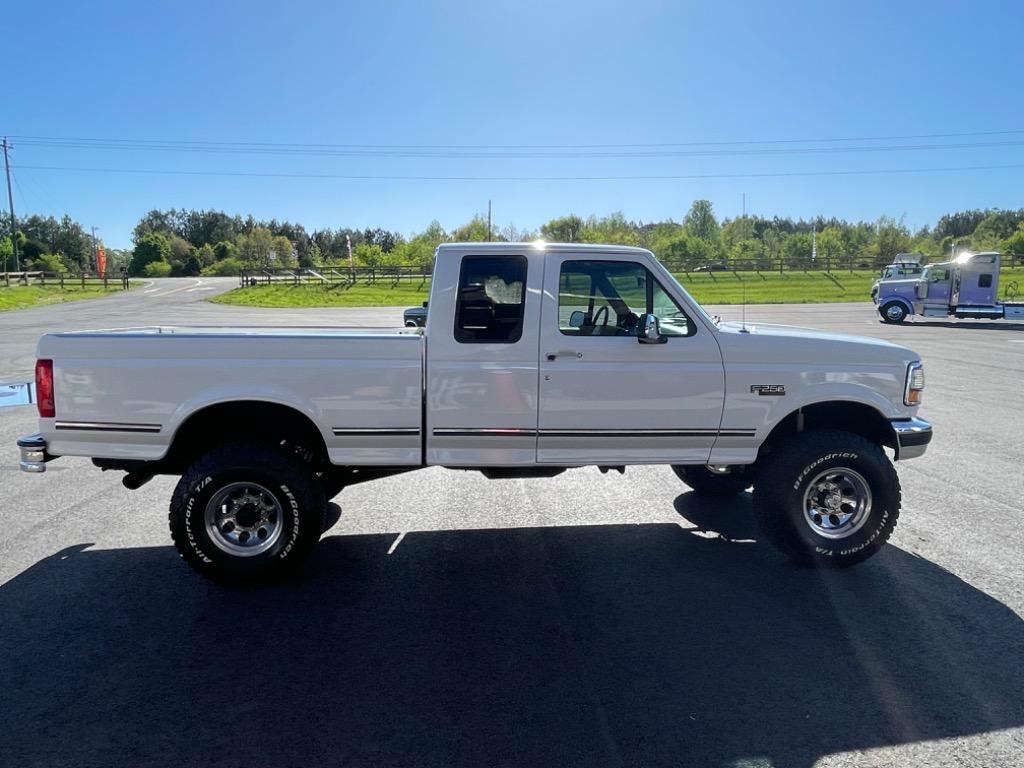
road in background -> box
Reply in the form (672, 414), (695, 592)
(0, 282), (1022, 767)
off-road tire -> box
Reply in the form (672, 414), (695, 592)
(752, 430), (900, 567)
(672, 465), (753, 496)
(879, 301), (908, 324)
(169, 442), (326, 584)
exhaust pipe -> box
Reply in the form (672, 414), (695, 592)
(123, 471), (155, 490)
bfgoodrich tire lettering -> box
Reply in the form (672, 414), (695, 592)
(169, 442), (326, 583)
(752, 430), (901, 567)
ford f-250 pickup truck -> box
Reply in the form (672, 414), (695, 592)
(17, 242), (932, 582)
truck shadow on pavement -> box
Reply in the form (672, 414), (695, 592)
(905, 319), (1024, 331)
(1, 495), (1021, 768)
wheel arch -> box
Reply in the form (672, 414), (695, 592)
(759, 400), (897, 459)
(163, 399), (330, 471)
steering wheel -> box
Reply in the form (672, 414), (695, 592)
(591, 305), (609, 333)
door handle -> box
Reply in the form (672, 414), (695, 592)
(546, 350), (583, 361)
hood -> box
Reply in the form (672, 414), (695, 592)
(716, 321), (918, 366)
(877, 278), (921, 301)
(877, 277), (921, 288)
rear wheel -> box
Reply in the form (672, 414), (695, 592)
(169, 442), (326, 583)
(752, 430), (900, 567)
(671, 465), (753, 496)
(880, 301), (908, 324)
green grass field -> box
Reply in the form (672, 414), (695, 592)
(0, 284), (129, 312)
(211, 268), (1024, 309)
(210, 281), (432, 308)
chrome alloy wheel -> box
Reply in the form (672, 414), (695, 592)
(205, 482), (284, 556)
(801, 468), (873, 539)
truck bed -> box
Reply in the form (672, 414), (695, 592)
(38, 326), (425, 466)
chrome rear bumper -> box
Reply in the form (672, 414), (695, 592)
(891, 417), (932, 460)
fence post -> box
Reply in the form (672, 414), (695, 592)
(81, 273), (85, 288)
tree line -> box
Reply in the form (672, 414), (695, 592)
(4, 203), (1024, 277)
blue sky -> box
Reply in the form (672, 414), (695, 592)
(5, 0), (1024, 248)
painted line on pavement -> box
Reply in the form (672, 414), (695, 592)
(148, 279), (203, 298)
(387, 531), (406, 555)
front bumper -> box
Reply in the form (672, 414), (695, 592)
(17, 433), (57, 473)
(891, 417), (932, 460)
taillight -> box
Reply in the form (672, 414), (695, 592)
(35, 359), (55, 418)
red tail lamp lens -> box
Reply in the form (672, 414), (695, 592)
(35, 359), (55, 418)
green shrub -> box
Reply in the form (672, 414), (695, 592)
(201, 256), (243, 276)
(31, 253), (68, 273)
(143, 260), (172, 277)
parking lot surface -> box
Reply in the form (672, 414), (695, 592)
(1, 279), (1021, 767)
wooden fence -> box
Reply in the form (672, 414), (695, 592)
(240, 253), (1023, 287)
(239, 266), (433, 287)
(0, 271), (131, 290)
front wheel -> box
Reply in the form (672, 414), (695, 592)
(752, 430), (900, 567)
(879, 301), (908, 324)
(672, 465), (753, 496)
(169, 442), (326, 583)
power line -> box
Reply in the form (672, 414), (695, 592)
(8, 127), (1024, 150)
(7, 136), (1024, 159)
(13, 161), (1024, 182)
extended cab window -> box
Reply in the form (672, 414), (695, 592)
(454, 255), (527, 343)
(979, 273), (993, 288)
(558, 260), (694, 337)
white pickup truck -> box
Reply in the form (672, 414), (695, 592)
(18, 243), (932, 582)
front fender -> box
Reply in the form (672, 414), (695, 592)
(879, 296), (914, 315)
(710, 374), (911, 465)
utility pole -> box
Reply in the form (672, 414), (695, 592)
(742, 192), (745, 218)
(487, 200), (492, 242)
(346, 233), (353, 282)
(3, 137), (18, 272)
(90, 226), (99, 273)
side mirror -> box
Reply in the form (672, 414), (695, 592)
(568, 310), (586, 329)
(916, 281), (928, 300)
(638, 314), (667, 344)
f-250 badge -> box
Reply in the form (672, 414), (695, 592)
(750, 384), (786, 396)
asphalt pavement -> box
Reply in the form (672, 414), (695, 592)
(0, 278), (1022, 767)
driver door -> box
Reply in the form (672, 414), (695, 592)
(924, 266), (952, 304)
(536, 253), (725, 464)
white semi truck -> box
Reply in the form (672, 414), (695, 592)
(18, 242), (932, 582)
